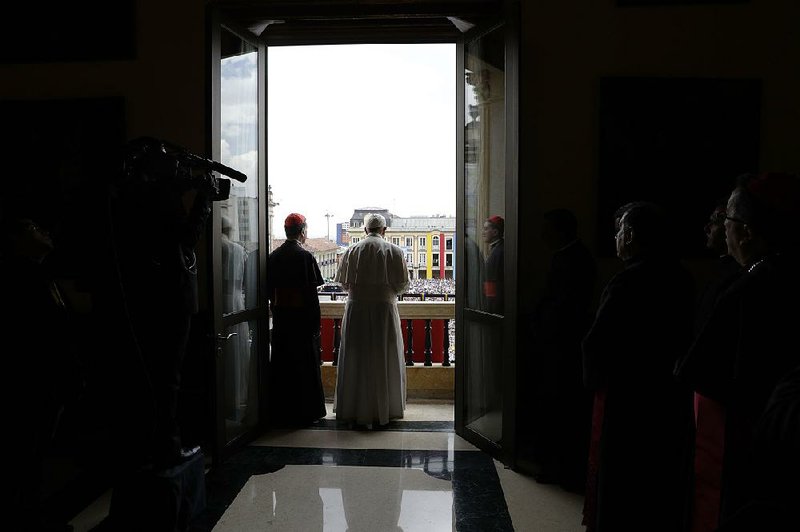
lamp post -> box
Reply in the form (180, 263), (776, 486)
(324, 212), (334, 241)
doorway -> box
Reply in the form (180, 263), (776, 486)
(210, 0), (519, 466)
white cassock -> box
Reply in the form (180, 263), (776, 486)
(333, 233), (410, 425)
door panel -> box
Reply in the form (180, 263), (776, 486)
(456, 12), (518, 461)
(211, 20), (267, 461)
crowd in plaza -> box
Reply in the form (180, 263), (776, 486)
(319, 277), (455, 298)
(405, 277), (454, 296)
(318, 277), (456, 360)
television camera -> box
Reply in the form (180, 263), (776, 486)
(121, 136), (247, 201)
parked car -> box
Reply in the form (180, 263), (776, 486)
(318, 283), (344, 293)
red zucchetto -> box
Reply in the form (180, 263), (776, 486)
(284, 213), (306, 228)
(486, 215), (504, 233)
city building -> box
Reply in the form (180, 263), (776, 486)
(346, 208), (455, 279)
(335, 221), (350, 246)
(271, 237), (341, 281)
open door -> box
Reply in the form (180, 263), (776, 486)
(455, 8), (519, 463)
(210, 16), (269, 462)
(208, 0), (518, 464)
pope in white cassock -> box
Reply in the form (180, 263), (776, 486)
(334, 212), (410, 427)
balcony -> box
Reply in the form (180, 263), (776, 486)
(319, 299), (455, 400)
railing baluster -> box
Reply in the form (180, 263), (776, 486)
(319, 323), (323, 365)
(333, 318), (341, 366)
(321, 296), (456, 366)
(405, 319), (414, 366)
(424, 319), (433, 366)
(442, 319), (451, 366)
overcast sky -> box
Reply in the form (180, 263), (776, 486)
(267, 43), (456, 239)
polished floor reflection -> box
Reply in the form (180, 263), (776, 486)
(69, 401), (584, 531)
(213, 465), (454, 531)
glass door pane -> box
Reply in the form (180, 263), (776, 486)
(217, 27), (261, 446)
(460, 22), (507, 446)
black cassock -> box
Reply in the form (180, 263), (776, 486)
(582, 256), (695, 532)
(676, 250), (800, 527)
(267, 240), (326, 426)
(528, 239), (597, 490)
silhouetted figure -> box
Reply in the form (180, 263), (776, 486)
(717, 366), (800, 532)
(482, 215), (505, 314)
(472, 215), (505, 429)
(529, 208), (597, 492)
(96, 142), (214, 532)
(675, 172), (800, 530)
(582, 201), (695, 532)
(685, 197), (742, 532)
(221, 215), (251, 423)
(716, 364), (800, 532)
(694, 198), (742, 335)
(112, 177), (210, 470)
(334, 213), (409, 428)
(1, 212), (82, 532)
(267, 213), (327, 427)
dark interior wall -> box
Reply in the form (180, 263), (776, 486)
(1, 0), (798, 315)
(0, 0), (213, 496)
(518, 0), (800, 310)
(0, 0), (206, 152)
(0, 0), (210, 301)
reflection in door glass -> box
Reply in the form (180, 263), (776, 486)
(464, 320), (503, 442)
(220, 34), (259, 315)
(220, 29), (260, 444)
(464, 30), (505, 315)
(223, 318), (259, 442)
(462, 25), (506, 446)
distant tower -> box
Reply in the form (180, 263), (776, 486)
(268, 185), (279, 251)
(324, 212), (334, 241)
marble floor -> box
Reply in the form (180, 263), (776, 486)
(69, 401), (585, 531)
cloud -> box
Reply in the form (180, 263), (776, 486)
(224, 43), (457, 239)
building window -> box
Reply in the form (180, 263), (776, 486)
(446, 253), (453, 267)
(419, 253), (426, 266)
(419, 236), (426, 248)
(405, 253), (413, 265)
(392, 237), (400, 246)
(352, 237), (360, 244)
(432, 255), (439, 267)
(432, 236), (439, 248)
(405, 237), (413, 247)
(446, 238), (453, 251)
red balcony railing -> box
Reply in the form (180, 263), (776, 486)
(319, 299), (455, 367)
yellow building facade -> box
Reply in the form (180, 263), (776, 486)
(346, 209), (455, 280)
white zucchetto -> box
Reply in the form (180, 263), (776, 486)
(364, 213), (387, 230)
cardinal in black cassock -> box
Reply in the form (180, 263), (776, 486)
(267, 213), (327, 427)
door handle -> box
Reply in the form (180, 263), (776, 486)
(215, 332), (239, 359)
